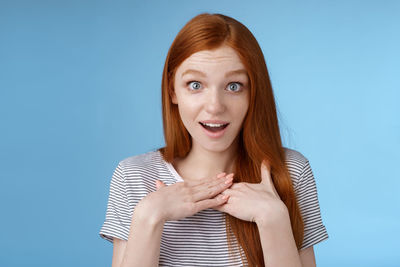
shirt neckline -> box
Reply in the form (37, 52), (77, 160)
(158, 150), (184, 182)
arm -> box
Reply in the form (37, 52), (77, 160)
(112, 238), (127, 267)
(256, 206), (302, 267)
(299, 247), (316, 267)
(258, 222), (316, 267)
(118, 209), (165, 267)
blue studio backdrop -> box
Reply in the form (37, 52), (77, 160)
(1, 0), (399, 266)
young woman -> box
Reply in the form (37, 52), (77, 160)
(100, 13), (329, 267)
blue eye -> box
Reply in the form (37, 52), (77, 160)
(188, 81), (202, 90)
(227, 82), (242, 92)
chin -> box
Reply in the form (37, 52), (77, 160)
(200, 141), (235, 154)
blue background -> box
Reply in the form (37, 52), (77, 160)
(1, 0), (399, 266)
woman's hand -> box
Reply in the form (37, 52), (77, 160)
(134, 173), (234, 224)
(213, 161), (289, 227)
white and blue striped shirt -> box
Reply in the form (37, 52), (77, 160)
(99, 148), (329, 266)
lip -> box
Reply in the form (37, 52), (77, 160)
(199, 121), (229, 138)
(199, 120), (229, 124)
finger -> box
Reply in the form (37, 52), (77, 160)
(191, 173), (232, 194)
(155, 180), (166, 190)
(220, 187), (234, 195)
(260, 162), (280, 198)
(217, 172), (227, 178)
(195, 194), (230, 213)
(185, 172), (227, 187)
(191, 173), (234, 201)
(211, 202), (232, 214)
(229, 182), (247, 190)
(212, 204), (225, 212)
(260, 161), (273, 186)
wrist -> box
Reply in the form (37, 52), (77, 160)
(255, 201), (290, 228)
(134, 198), (166, 226)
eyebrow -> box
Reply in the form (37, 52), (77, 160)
(181, 69), (206, 78)
(225, 69), (248, 78)
(181, 69), (248, 78)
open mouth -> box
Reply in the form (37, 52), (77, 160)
(199, 122), (229, 132)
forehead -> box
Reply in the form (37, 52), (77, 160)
(177, 46), (245, 72)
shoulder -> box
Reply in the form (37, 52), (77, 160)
(282, 147), (311, 190)
(111, 150), (169, 202)
(283, 147), (309, 167)
(118, 150), (163, 171)
(116, 149), (176, 186)
(115, 150), (165, 182)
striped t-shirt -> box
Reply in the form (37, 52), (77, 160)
(99, 148), (329, 266)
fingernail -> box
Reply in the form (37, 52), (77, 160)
(217, 172), (226, 178)
(222, 195), (229, 200)
(225, 177), (233, 184)
(225, 173), (234, 179)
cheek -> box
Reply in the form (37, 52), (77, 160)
(177, 99), (198, 124)
(234, 100), (249, 122)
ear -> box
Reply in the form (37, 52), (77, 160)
(171, 90), (178, 104)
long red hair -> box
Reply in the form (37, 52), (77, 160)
(159, 13), (304, 266)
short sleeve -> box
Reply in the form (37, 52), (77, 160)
(99, 163), (132, 243)
(295, 160), (329, 250)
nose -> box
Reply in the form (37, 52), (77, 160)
(205, 88), (226, 115)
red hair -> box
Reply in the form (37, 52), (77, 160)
(159, 13), (304, 266)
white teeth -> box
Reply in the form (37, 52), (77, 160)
(201, 122), (227, 127)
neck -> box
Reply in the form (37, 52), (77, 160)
(173, 140), (238, 181)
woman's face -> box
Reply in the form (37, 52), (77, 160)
(172, 45), (249, 154)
